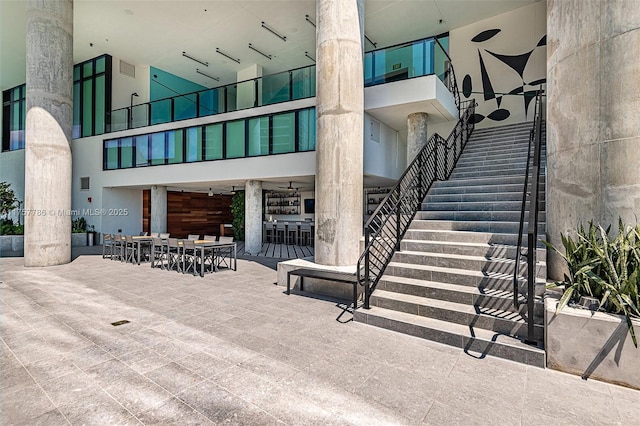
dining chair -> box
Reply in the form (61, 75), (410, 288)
(159, 233), (170, 239)
(181, 239), (198, 276)
(203, 235), (216, 241)
(124, 235), (136, 263)
(167, 238), (181, 272)
(139, 231), (148, 236)
(150, 232), (160, 238)
(102, 233), (114, 259)
(112, 233), (124, 261)
(216, 236), (234, 269)
(150, 237), (165, 269)
(187, 234), (200, 240)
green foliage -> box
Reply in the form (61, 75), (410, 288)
(231, 191), (245, 241)
(1, 218), (23, 235)
(72, 217), (88, 233)
(545, 219), (640, 347)
(0, 181), (19, 218)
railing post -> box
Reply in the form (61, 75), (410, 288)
(395, 188), (401, 252)
(526, 231), (536, 343)
(364, 227), (371, 309)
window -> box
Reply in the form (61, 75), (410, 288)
(73, 54), (112, 139)
(2, 85), (26, 151)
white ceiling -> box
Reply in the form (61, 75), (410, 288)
(1, 0), (539, 91)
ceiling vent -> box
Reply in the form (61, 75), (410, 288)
(119, 60), (135, 78)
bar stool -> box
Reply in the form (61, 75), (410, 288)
(275, 222), (286, 244)
(263, 222), (274, 243)
(299, 222), (313, 246)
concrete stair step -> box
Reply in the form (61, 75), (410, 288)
(428, 182), (544, 195)
(453, 161), (543, 174)
(433, 175), (527, 187)
(450, 168), (546, 180)
(384, 261), (546, 294)
(415, 211), (546, 223)
(376, 275), (544, 316)
(421, 200), (546, 212)
(409, 219), (546, 234)
(402, 229), (546, 246)
(456, 153), (545, 166)
(424, 192), (544, 203)
(390, 250), (547, 278)
(353, 306), (545, 367)
(369, 290), (544, 341)
(461, 144), (539, 156)
(400, 239), (546, 259)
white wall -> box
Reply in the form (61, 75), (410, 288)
(101, 188), (143, 236)
(450, 1), (546, 128)
(363, 113), (405, 180)
(110, 55), (150, 110)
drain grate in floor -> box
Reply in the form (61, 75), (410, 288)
(110, 320), (130, 326)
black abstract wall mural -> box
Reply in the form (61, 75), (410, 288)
(463, 28), (546, 124)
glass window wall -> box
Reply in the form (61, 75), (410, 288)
(104, 107), (316, 170)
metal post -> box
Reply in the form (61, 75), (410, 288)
(395, 188), (401, 252)
(364, 227), (371, 309)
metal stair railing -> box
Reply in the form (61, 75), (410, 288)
(357, 100), (476, 309)
(513, 87), (545, 344)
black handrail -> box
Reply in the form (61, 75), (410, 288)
(434, 38), (460, 113)
(357, 100), (476, 309)
(513, 87), (545, 344)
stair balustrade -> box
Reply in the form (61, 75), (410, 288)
(358, 100), (476, 309)
(513, 87), (545, 344)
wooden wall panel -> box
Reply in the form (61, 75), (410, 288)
(143, 190), (150, 234)
(167, 191), (234, 239)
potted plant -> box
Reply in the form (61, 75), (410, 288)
(544, 219), (640, 347)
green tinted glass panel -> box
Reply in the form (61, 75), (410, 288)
(248, 117), (269, 156)
(82, 79), (93, 137)
(73, 82), (81, 138)
(272, 113), (295, 154)
(135, 135), (149, 167)
(204, 124), (223, 160)
(298, 108), (316, 151)
(226, 85), (237, 112)
(199, 89), (219, 117)
(150, 133), (166, 165)
(262, 72), (290, 106)
(292, 66), (315, 99)
(226, 120), (245, 158)
(83, 61), (93, 77)
(174, 94), (197, 120)
(151, 99), (171, 125)
(185, 127), (202, 162)
(105, 140), (119, 169)
(94, 75), (105, 134)
(95, 56), (106, 74)
(120, 137), (133, 168)
(166, 130), (183, 164)
(74, 65), (80, 81)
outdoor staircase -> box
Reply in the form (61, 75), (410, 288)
(355, 122), (547, 367)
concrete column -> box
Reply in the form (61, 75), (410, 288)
(24, 0), (73, 267)
(407, 112), (428, 164)
(150, 185), (167, 234)
(315, 0), (364, 266)
(244, 180), (262, 255)
(547, 0), (640, 279)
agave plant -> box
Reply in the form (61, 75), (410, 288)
(544, 219), (640, 348)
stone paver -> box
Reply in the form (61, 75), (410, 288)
(1, 251), (639, 425)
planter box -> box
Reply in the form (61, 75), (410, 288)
(0, 233), (87, 252)
(545, 295), (640, 390)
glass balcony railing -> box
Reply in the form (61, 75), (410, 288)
(106, 35), (451, 134)
(364, 35), (450, 87)
(109, 65), (316, 132)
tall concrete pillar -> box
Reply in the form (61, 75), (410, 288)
(547, 0), (640, 279)
(407, 112), (428, 164)
(150, 185), (167, 234)
(244, 180), (262, 255)
(315, 0), (364, 266)
(24, 0), (73, 266)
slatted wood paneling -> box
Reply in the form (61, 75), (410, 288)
(142, 190), (234, 239)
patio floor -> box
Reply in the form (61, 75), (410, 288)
(1, 249), (638, 425)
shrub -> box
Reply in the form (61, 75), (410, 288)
(545, 219), (640, 347)
(231, 191), (245, 241)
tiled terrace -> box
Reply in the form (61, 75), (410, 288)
(1, 250), (638, 425)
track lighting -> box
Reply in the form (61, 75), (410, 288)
(261, 21), (287, 42)
(196, 69), (219, 81)
(248, 43), (272, 60)
(216, 48), (240, 64)
(305, 15), (316, 28)
(182, 51), (209, 67)
(305, 51), (315, 62)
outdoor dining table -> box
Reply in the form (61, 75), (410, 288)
(179, 239), (237, 277)
(125, 235), (154, 265)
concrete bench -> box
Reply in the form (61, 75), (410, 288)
(286, 268), (359, 310)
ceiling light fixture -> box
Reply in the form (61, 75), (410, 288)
(365, 34), (377, 49)
(182, 51), (209, 67)
(261, 21), (287, 42)
(248, 43), (272, 60)
(230, 186), (237, 195)
(216, 48), (240, 64)
(196, 69), (220, 81)
(305, 15), (316, 28)
(305, 51), (315, 62)
(208, 188), (213, 197)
